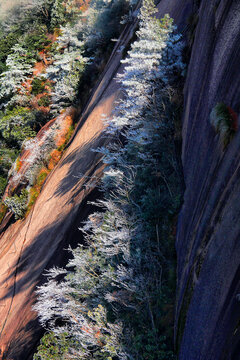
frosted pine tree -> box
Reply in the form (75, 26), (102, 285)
(106, 0), (184, 152)
(46, 24), (88, 114)
(0, 107), (36, 146)
(50, 0), (66, 29)
(0, 44), (35, 109)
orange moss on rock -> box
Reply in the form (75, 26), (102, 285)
(15, 157), (23, 172)
(48, 149), (62, 170)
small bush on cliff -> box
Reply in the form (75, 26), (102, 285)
(33, 332), (72, 360)
(4, 189), (29, 219)
(210, 102), (238, 147)
(31, 77), (47, 96)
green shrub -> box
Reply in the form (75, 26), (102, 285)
(57, 125), (75, 152)
(33, 332), (72, 360)
(0, 31), (19, 72)
(0, 176), (7, 196)
(36, 170), (48, 187)
(0, 147), (19, 175)
(23, 26), (51, 52)
(31, 77), (47, 96)
(38, 95), (51, 107)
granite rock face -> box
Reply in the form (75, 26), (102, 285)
(175, 0), (240, 359)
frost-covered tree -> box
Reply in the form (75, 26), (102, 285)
(4, 189), (29, 219)
(81, 0), (130, 55)
(22, 122), (57, 185)
(0, 44), (35, 109)
(50, 0), (66, 29)
(46, 24), (88, 114)
(107, 7), (185, 139)
(0, 107), (36, 147)
(34, 265), (125, 359)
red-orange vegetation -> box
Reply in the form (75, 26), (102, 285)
(80, 326), (104, 346)
(227, 106), (238, 131)
(0, 203), (7, 224)
(63, 0), (91, 12)
(81, 326), (92, 335)
(55, 115), (74, 148)
(15, 157), (23, 172)
(33, 61), (46, 76)
(94, 329), (104, 346)
(48, 149), (62, 170)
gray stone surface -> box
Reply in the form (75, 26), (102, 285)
(175, 0), (240, 358)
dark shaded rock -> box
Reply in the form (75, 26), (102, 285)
(175, 0), (240, 358)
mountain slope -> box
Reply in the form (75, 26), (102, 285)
(0, 18), (137, 358)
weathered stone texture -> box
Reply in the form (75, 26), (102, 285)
(176, 1), (240, 359)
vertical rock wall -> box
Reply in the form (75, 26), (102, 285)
(176, 0), (240, 358)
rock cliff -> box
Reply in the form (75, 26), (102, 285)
(175, 0), (240, 359)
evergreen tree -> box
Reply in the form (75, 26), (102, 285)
(4, 189), (29, 219)
(46, 24), (88, 114)
(0, 44), (35, 109)
(50, 0), (66, 29)
(0, 107), (36, 147)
